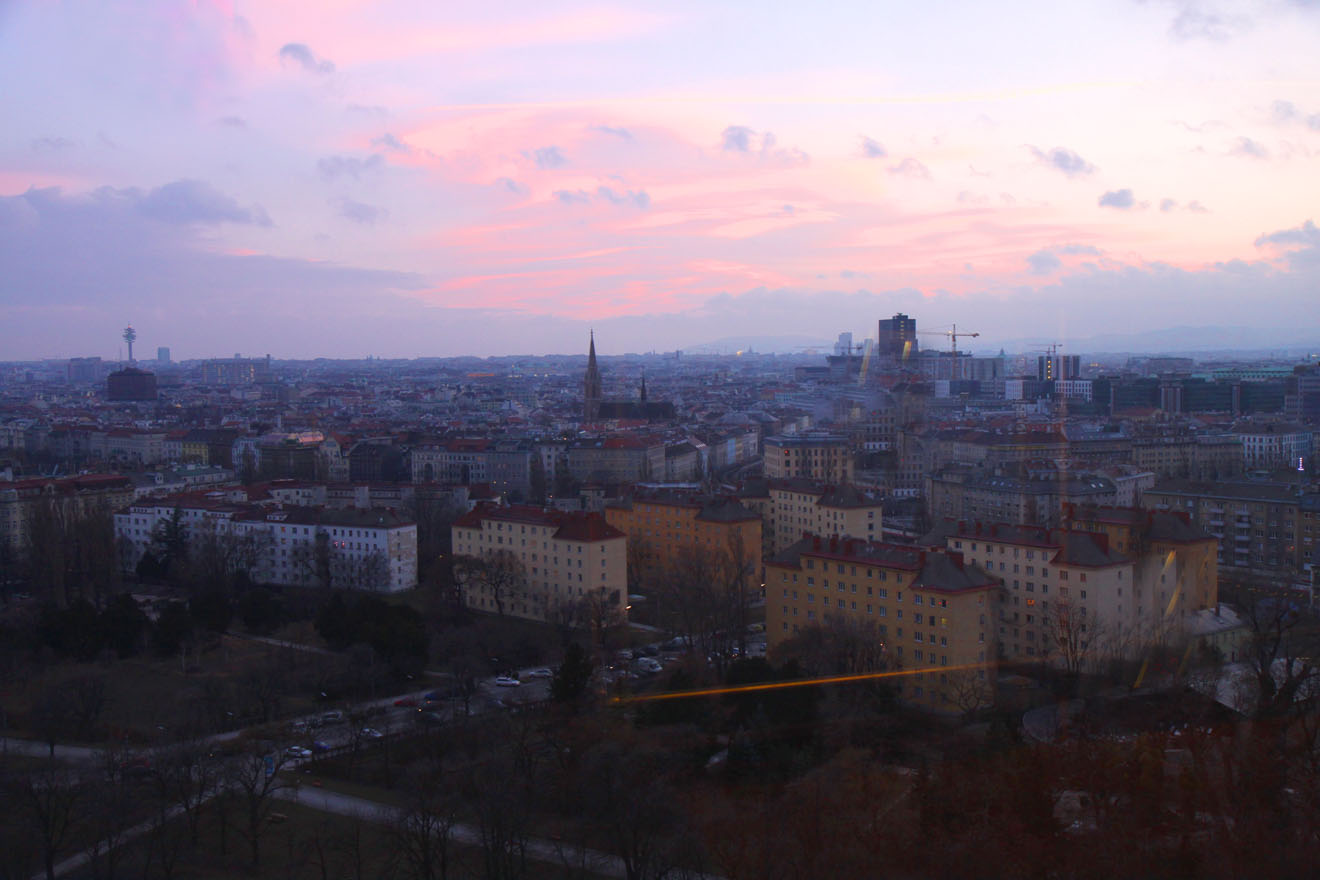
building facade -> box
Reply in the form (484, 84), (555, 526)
(451, 504), (627, 623)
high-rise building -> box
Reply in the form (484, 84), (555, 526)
(877, 313), (919, 362)
(157, 346), (170, 364)
(1038, 354), (1081, 381)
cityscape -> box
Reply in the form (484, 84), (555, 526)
(4, 2), (1320, 879)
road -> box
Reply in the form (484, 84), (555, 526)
(279, 784), (724, 880)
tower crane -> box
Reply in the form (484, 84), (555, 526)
(917, 324), (981, 380)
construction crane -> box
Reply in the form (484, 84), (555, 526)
(918, 324), (981, 380)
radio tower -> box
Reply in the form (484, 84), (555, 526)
(122, 325), (137, 365)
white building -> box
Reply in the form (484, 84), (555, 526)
(115, 497), (417, 592)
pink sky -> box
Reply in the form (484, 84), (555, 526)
(2, 0), (1319, 358)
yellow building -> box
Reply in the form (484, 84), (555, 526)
(926, 511), (1218, 670)
(765, 535), (998, 713)
(451, 504), (628, 623)
(604, 491), (762, 595)
(738, 478), (883, 556)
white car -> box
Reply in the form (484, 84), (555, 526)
(360, 727), (384, 739)
(527, 668), (553, 679)
(494, 676), (521, 687)
(285, 746), (313, 759)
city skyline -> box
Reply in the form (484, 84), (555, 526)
(3, 1), (1320, 359)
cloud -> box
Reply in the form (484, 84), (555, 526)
(1098, 188), (1137, 209)
(1255, 219), (1320, 249)
(1272, 100), (1298, 123)
(1231, 136), (1269, 159)
(589, 125), (633, 140)
(278, 42), (336, 75)
(719, 126), (808, 165)
(1026, 243), (1101, 275)
(957, 190), (990, 206)
(372, 133), (411, 154)
(1161, 198), (1178, 212)
(217, 116), (247, 128)
(595, 186), (650, 209)
(138, 179), (271, 226)
(1168, 7), (1248, 41)
(554, 189), (591, 205)
(721, 126), (755, 152)
(1187, 200), (1210, 213)
(0, 185), (419, 353)
(31, 136), (77, 153)
(887, 158), (932, 180)
(531, 146), (567, 169)
(497, 177), (528, 196)
(1026, 250), (1062, 275)
(337, 198), (385, 225)
(317, 154), (385, 181)
(1027, 145), (1095, 178)
(860, 136), (887, 159)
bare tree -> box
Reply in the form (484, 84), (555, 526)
(655, 532), (757, 675)
(392, 771), (459, 880)
(17, 759), (84, 880)
(225, 747), (293, 869)
(453, 550), (526, 618)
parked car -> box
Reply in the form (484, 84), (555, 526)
(360, 727), (384, 739)
(311, 740), (332, 752)
(494, 676), (521, 687)
(527, 667), (553, 679)
(393, 696), (418, 707)
(288, 720), (309, 734)
(320, 710), (345, 725)
(285, 746), (313, 759)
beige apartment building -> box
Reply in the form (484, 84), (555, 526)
(739, 478), (883, 556)
(765, 535), (998, 714)
(1, 474), (135, 555)
(451, 504), (627, 623)
(603, 490), (762, 594)
(925, 508), (1217, 667)
(764, 433), (854, 483)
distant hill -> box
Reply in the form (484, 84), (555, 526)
(997, 326), (1320, 356)
(682, 334), (835, 354)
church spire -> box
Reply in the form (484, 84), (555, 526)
(639, 371), (647, 402)
(583, 330), (602, 420)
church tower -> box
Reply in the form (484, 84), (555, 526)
(583, 330), (602, 420)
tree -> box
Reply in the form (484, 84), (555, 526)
(653, 532), (756, 676)
(453, 550), (526, 618)
(226, 748), (293, 870)
(551, 641), (595, 705)
(392, 771), (459, 880)
(16, 760), (84, 880)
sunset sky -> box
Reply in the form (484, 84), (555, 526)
(2, 0), (1319, 359)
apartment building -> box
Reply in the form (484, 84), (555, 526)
(115, 498), (418, 592)
(604, 490), (762, 593)
(764, 433), (854, 483)
(450, 504), (627, 623)
(765, 535), (999, 714)
(738, 478), (883, 556)
(0, 474), (134, 555)
(925, 511), (1217, 666)
(1144, 479), (1311, 575)
(926, 465), (1117, 528)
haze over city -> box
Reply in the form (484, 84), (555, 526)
(3, 0), (1320, 359)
